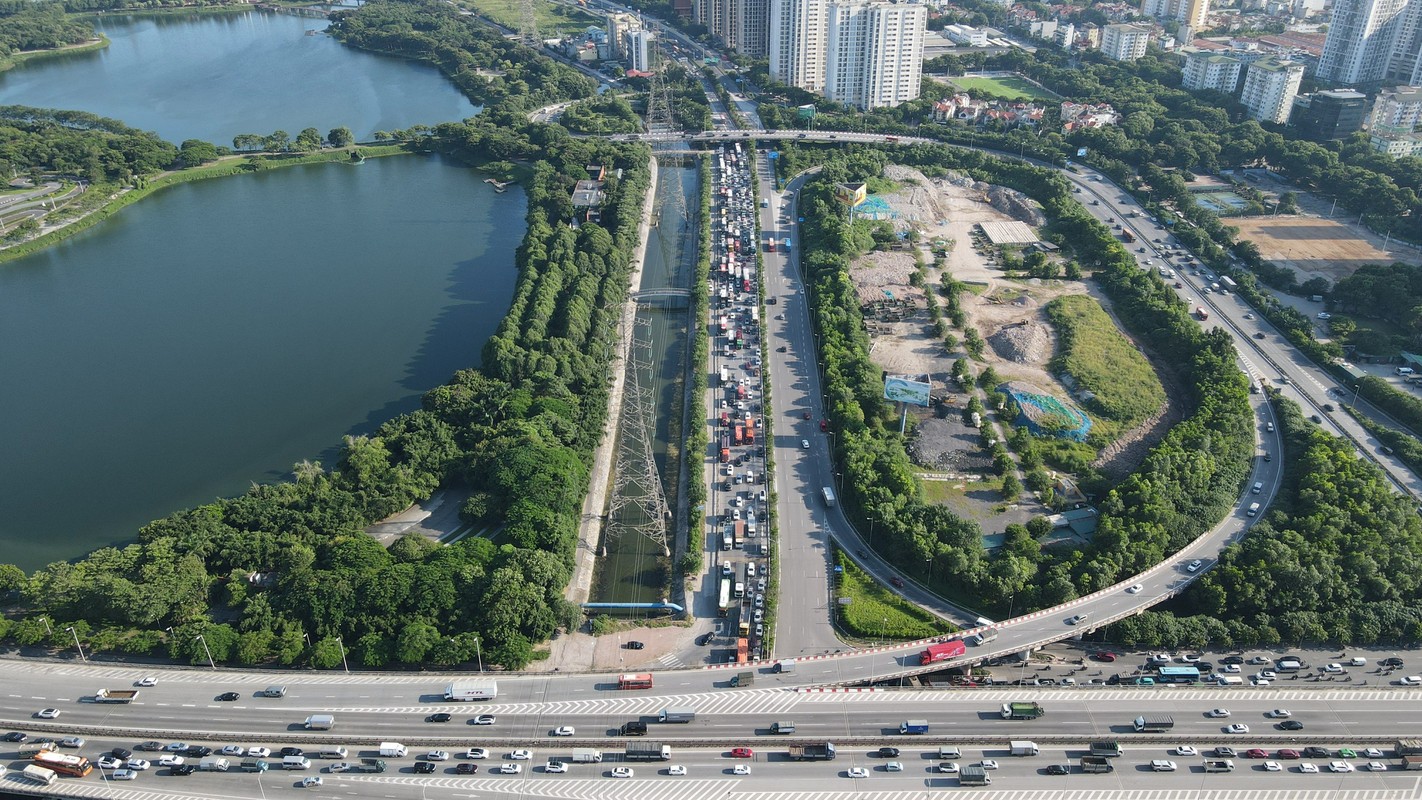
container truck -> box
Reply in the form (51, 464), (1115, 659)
(1203, 760), (1235, 773)
(304, 714), (335, 730)
(899, 720), (930, 735)
(443, 680), (498, 701)
(919, 639), (967, 665)
(1010, 741), (1040, 756)
(1133, 714), (1174, 732)
(378, 743), (408, 758)
(22, 765), (57, 786)
(95, 688), (140, 703)
(1001, 702), (1045, 720)
(788, 742), (837, 761)
(959, 764), (991, 786)
(624, 742), (671, 761)
(1090, 742), (1122, 758)
(1080, 756), (1115, 773)
(659, 707), (696, 723)
(571, 749), (602, 763)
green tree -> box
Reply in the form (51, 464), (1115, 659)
(294, 127), (324, 152)
(327, 126), (355, 148)
(176, 139), (220, 168)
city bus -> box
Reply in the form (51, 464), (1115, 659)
(718, 577), (731, 617)
(33, 751), (93, 778)
(1156, 666), (1201, 684)
(618, 673), (654, 690)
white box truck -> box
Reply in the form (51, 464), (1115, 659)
(198, 756), (231, 772)
(444, 680), (498, 701)
(379, 743), (408, 758)
(1010, 741), (1040, 756)
(571, 749), (602, 763)
(304, 714), (335, 730)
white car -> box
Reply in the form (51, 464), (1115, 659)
(1329, 761), (1354, 773)
(328, 762), (350, 773)
(1252, 678), (1271, 686)
(1068, 614), (1089, 625)
(1350, 657), (1368, 667)
(1257, 670), (1278, 680)
(59, 737), (86, 748)
(667, 765), (687, 776)
(497, 763), (522, 774)
(847, 767), (869, 778)
(112, 768), (138, 781)
(464, 748), (489, 760)
(247, 747), (271, 759)
(1300, 763), (1320, 774)
(158, 755), (185, 767)
(1187, 559), (1204, 572)
(980, 760), (1000, 770)
(471, 714), (497, 725)
(1151, 760), (1178, 772)
(164, 743), (188, 752)
(885, 761), (903, 772)
(801, 439), (810, 449)
(544, 761), (568, 773)
(1174, 746), (1199, 756)
(1208, 708), (1231, 718)
(301, 776), (323, 788)
(938, 762), (959, 773)
(1222, 664), (1242, 673)
(1180, 654), (1202, 663)
(508, 749), (533, 760)
(137, 676), (158, 687)
(1324, 663), (1345, 673)
(1364, 748), (1385, 758)
(1267, 709), (1292, 718)
(1399, 675), (1422, 686)
(553, 726), (575, 737)
(1264, 761), (1282, 772)
(1150, 652), (1173, 664)
(1368, 762), (1388, 772)
(1227, 724), (1250, 734)
(426, 750), (450, 761)
(125, 759), (151, 771)
(219, 745), (245, 757)
(733, 764), (752, 775)
(98, 756), (124, 770)
(35, 708), (60, 719)
(1127, 583), (1143, 594)
(610, 767), (634, 778)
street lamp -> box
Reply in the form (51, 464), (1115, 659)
(38, 616), (52, 636)
(64, 626), (85, 662)
(1351, 383), (1361, 408)
(336, 636), (350, 674)
(194, 634), (216, 671)
(475, 635), (484, 673)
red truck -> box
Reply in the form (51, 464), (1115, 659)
(919, 639), (967, 665)
(733, 425), (744, 445)
(721, 411), (730, 428)
(720, 435), (731, 462)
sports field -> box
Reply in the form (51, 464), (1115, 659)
(461, 0), (599, 36)
(950, 75), (1060, 102)
(1225, 215), (1413, 282)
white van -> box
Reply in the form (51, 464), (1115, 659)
(938, 746), (962, 759)
(1247, 502), (1261, 517)
(282, 756), (311, 770)
(1251, 482), (1263, 495)
(314, 747), (347, 760)
(1397, 367), (1415, 376)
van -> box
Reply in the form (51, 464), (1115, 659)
(314, 747), (347, 760)
(938, 746), (962, 759)
(1247, 502), (1261, 517)
(18, 743), (58, 757)
(1251, 482), (1263, 494)
(1397, 367), (1415, 376)
(282, 756), (311, 770)
(775, 658), (796, 673)
(260, 685), (288, 698)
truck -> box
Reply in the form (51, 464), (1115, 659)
(899, 719), (930, 735)
(720, 435), (731, 462)
(304, 714), (336, 730)
(1120, 230), (1136, 243)
(95, 688), (140, 703)
(968, 628), (999, 646)
(731, 671), (754, 688)
(719, 367), (729, 385)
(919, 639), (967, 665)
(22, 765), (57, 786)
(1398, 740), (1422, 757)
(1133, 714), (1174, 732)
(444, 680), (498, 702)
(770, 721), (796, 735)
(1203, 759), (1235, 773)
(378, 743), (408, 758)
(959, 764), (991, 786)
(733, 425), (744, 445)
(788, 742), (837, 761)
(1221, 276), (1238, 290)
(1403, 756), (1422, 770)
(821, 486), (835, 507)
(1195, 306), (1209, 321)
(239, 759), (270, 773)
(1010, 741), (1040, 757)
(624, 742), (671, 761)
(570, 749), (602, 763)
(659, 707), (696, 723)
(1080, 756), (1115, 773)
(350, 759), (387, 774)
(198, 756), (231, 772)
(1001, 702), (1046, 720)
(1090, 742), (1122, 758)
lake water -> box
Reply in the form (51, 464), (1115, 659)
(0, 155), (525, 570)
(0, 11), (477, 145)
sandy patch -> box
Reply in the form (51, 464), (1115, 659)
(1226, 215), (1417, 284)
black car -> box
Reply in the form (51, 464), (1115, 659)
(170, 764), (197, 776)
(697, 632), (713, 646)
(1304, 746), (1331, 758)
(1214, 746), (1236, 758)
(1278, 720), (1305, 730)
(279, 747), (304, 758)
(456, 763), (479, 775)
(137, 741), (164, 751)
(32, 738), (55, 744)
(111, 747), (133, 760)
(184, 746), (212, 758)
(1046, 764), (1070, 775)
(426, 713), (453, 723)
(413, 761), (438, 774)
(1323, 403), (1335, 411)
(1221, 655), (1245, 665)
(876, 747), (900, 758)
(216, 691), (241, 701)
(625, 641), (645, 650)
(1, 732), (27, 743)
(1384, 657), (1406, 667)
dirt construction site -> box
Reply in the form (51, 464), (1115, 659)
(1224, 215), (1416, 284)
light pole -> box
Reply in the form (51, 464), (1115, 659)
(194, 634), (216, 670)
(64, 626), (85, 662)
(336, 637), (350, 674)
(38, 616), (51, 636)
(1351, 383), (1360, 408)
(475, 636), (484, 672)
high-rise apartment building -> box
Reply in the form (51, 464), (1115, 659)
(606, 12), (637, 60)
(1101, 23), (1152, 61)
(1317, 0), (1422, 85)
(1144, 0), (1210, 28)
(1369, 85), (1422, 133)
(697, 0), (770, 56)
(770, 0), (829, 92)
(628, 29), (658, 72)
(1240, 57), (1305, 123)
(821, 1), (925, 109)
(1182, 51), (1243, 92)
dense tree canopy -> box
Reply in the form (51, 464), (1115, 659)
(0, 1), (91, 56)
(0, 105), (178, 183)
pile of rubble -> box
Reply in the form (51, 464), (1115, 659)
(989, 320), (1052, 365)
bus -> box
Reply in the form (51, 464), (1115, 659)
(618, 673), (654, 690)
(718, 577), (731, 617)
(1156, 666), (1201, 684)
(33, 751), (93, 778)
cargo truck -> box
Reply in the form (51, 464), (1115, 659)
(1398, 740), (1422, 757)
(571, 749), (602, 763)
(659, 708), (696, 723)
(351, 759), (387, 774)
(959, 764), (991, 786)
(1133, 714), (1174, 732)
(1090, 742), (1122, 758)
(443, 680), (498, 701)
(624, 742), (671, 761)
(239, 759), (269, 773)
(95, 688), (140, 703)
(770, 721), (795, 734)
(919, 639), (967, 665)
(304, 714), (335, 730)
(730, 671), (754, 688)
(899, 720), (930, 735)
(378, 743), (408, 758)
(1010, 741), (1040, 756)
(198, 756), (231, 772)
(788, 742), (837, 761)
(1001, 702), (1045, 720)
(1080, 756), (1115, 773)
(1204, 760), (1235, 773)
(1404, 756), (1422, 771)
(968, 628), (999, 646)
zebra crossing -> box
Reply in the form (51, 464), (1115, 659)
(794, 687), (1422, 704)
(334, 687), (803, 718)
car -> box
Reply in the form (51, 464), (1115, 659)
(170, 764), (196, 776)
(1324, 663), (1345, 673)
(1384, 657), (1406, 667)
(1092, 651), (1118, 662)
(625, 641), (644, 650)
(875, 747), (900, 758)
(1364, 748), (1385, 758)
(126, 759), (151, 771)
(1267, 709), (1292, 718)
(885, 761), (903, 772)
(301, 776), (324, 788)
(1338, 748), (1358, 759)
(113, 768), (138, 780)
(1187, 559), (1204, 572)
(1252, 677), (1271, 686)
(107, 747), (132, 760)
(413, 761), (437, 774)
(1304, 747), (1331, 759)
(1350, 657), (1369, 667)
(1257, 670), (1278, 680)
(464, 748), (489, 760)
(1227, 724), (1250, 734)
(610, 766), (634, 778)
(1263, 761), (1283, 772)
(508, 749), (533, 760)
(847, 767), (869, 778)
(1368, 761), (1388, 772)
(426, 750), (450, 761)
(553, 726), (576, 737)
(1068, 614), (1089, 625)
(1248, 655), (1272, 665)
(59, 737), (86, 748)
(471, 714), (497, 725)
(216, 692), (241, 702)
(1, 732), (28, 743)
(219, 745), (245, 757)
(248, 747), (271, 759)
(1329, 761), (1354, 773)
(890, 576), (905, 588)
(1318, 312), (1332, 320)
(1152, 760), (1178, 772)
(136, 676), (158, 687)
(1208, 708), (1231, 718)
(801, 439), (809, 449)
(1398, 675), (1422, 686)
(1045, 763), (1069, 775)
(1323, 403), (1336, 412)
(329, 763), (351, 773)
(1215, 746), (1237, 759)
(1127, 583), (1143, 594)
(99, 756), (124, 770)
(802, 410), (811, 419)
(1222, 664), (1242, 673)
(426, 713), (453, 723)
(1150, 652), (1173, 664)
(35, 708), (60, 719)
(980, 760), (1000, 770)
(1180, 653), (1202, 663)
(456, 763), (479, 774)
(1174, 746), (1198, 756)
(1244, 312), (1254, 319)
(667, 765), (687, 776)
(1300, 763), (1320, 773)
(1254, 332), (1266, 339)
(697, 632), (713, 646)
(158, 755), (185, 767)
(940, 762), (961, 774)
(733, 764), (752, 775)
(1279, 720), (1305, 731)
(1245, 749), (1269, 759)
(1221, 655), (1245, 664)
(279, 747), (303, 758)
(731, 747), (754, 758)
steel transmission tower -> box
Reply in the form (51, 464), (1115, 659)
(518, 0), (538, 46)
(606, 320), (671, 556)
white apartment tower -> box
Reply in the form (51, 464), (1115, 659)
(698, 0), (770, 56)
(1240, 57), (1305, 123)
(1369, 85), (1422, 133)
(628, 29), (657, 72)
(1144, 0), (1210, 28)
(1317, 0), (1422, 85)
(1101, 23), (1152, 61)
(823, 1), (926, 109)
(1182, 51), (1243, 92)
(770, 0), (829, 92)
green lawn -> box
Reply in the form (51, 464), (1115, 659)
(1045, 294), (1166, 442)
(459, 0), (600, 36)
(834, 550), (956, 641)
(950, 75), (1060, 102)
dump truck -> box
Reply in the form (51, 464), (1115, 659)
(1010, 741), (1040, 756)
(624, 742), (671, 761)
(919, 639), (966, 665)
(571, 749), (602, 763)
(443, 680), (498, 701)
(1204, 760), (1235, 773)
(960, 764), (991, 786)
(95, 689), (140, 703)
(788, 742), (837, 761)
(1399, 740), (1422, 757)
(1090, 742), (1122, 758)
(1133, 714), (1174, 732)
(1001, 702), (1045, 720)
(1080, 756), (1115, 773)
(730, 671), (754, 688)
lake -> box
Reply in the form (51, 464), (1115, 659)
(0, 11), (478, 145)
(0, 155), (525, 570)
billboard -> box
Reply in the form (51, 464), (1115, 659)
(884, 375), (931, 406)
(835, 182), (867, 207)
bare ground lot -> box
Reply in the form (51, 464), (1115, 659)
(1225, 215), (1417, 284)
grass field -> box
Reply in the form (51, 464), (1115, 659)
(951, 75), (1060, 102)
(1045, 295), (1165, 442)
(834, 550), (956, 641)
(459, 0), (600, 36)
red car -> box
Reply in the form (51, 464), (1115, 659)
(731, 747), (754, 759)
(890, 577), (905, 588)
(1091, 652), (1117, 662)
(1244, 749), (1269, 759)
(1277, 749), (1300, 760)
(819, 419), (828, 431)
